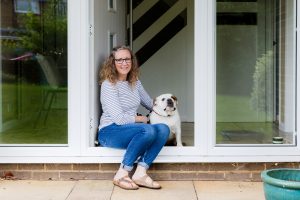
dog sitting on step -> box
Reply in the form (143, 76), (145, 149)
(149, 94), (182, 146)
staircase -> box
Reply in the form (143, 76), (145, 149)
(129, 0), (187, 66)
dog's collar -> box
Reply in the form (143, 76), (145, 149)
(152, 108), (171, 117)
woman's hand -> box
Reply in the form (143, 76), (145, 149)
(135, 115), (148, 123)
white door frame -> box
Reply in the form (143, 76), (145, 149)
(205, 0), (300, 157)
(1, 0), (300, 163)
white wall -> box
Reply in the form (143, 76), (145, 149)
(93, 0), (126, 69)
(138, 0), (194, 122)
(279, 0), (296, 132)
(90, 0), (126, 146)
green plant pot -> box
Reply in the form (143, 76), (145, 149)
(261, 168), (300, 200)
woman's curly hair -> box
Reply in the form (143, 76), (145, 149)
(99, 46), (140, 86)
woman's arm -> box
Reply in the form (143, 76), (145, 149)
(135, 115), (148, 123)
(137, 80), (153, 111)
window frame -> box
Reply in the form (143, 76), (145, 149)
(1, 0), (300, 163)
(0, 0), (82, 160)
(205, 0), (300, 157)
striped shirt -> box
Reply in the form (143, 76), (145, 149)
(98, 79), (153, 130)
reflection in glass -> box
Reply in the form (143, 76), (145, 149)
(0, 0), (67, 144)
(216, 0), (295, 145)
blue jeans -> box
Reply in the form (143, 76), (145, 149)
(98, 123), (170, 171)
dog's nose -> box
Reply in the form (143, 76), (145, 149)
(167, 98), (174, 107)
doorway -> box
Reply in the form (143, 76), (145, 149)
(90, 0), (195, 147)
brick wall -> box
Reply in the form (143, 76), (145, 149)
(0, 163), (298, 181)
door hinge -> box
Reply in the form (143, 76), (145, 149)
(89, 24), (93, 36)
(89, 118), (93, 130)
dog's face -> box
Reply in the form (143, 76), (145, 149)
(153, 94), (178, 116)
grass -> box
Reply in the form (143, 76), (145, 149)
(0, 83), (67, 144)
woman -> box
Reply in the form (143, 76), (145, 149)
(98, 46), (170, 190)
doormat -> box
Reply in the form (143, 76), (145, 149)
(221, 130), (263, 140)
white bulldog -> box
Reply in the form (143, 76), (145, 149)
(150, 94), (183, 146)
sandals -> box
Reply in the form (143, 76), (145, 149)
(133, 175), (161, 189)
(113, 174), (161, 190)
(113, 175), (139, 190)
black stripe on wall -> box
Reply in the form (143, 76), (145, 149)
(136, 9), (187, 66)
(132, 0), (143, 10)
(132, 0), (178, 40)
(217, 0), (257, 2)
(217, 12), (257, 25)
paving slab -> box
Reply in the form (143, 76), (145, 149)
(0, 180), (75, 200)
(194, 181), (265, 200)
(0, 180), (267, 200)
(111, 181), (197, 200)
(66, 180), (113, 200)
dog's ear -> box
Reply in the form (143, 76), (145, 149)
(171, 95), (178, 104)
(153, 98), (157, 106)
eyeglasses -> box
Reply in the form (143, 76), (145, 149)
(114, 58), (132, 64)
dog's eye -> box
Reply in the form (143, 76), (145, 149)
(162, 98), (165, 101)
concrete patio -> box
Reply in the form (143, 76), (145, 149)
(0, 180), (265, 200)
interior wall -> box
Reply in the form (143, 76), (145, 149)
(279, 0), (296, 132)
(93, 0), (126, 70)
(216, 25), (260, 122)
(90, 0), (126, 145)
(216, 0), (275, 122)
(138, 0), (194, 122)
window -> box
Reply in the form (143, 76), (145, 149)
(216, 0), (296, 146)
(108, 32), (116, 54)
(14, 0), (40, 14)
(1, 0), (68, 145)
(108, 0), (116, 12)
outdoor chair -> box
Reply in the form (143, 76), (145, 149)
(34, 53), (67, 127)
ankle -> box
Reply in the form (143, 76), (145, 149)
(132, 165), (147, 180)
(114, 167), (129, 180)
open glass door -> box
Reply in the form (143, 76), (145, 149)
(216, 0), (296, 145)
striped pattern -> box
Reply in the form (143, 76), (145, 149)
(98, 80), (153, 130)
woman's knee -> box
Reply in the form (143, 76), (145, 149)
(140, 125), (156, 142)
(156, 124), (170, 139)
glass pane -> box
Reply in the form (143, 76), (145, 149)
(15, 0), (40, 14)
(0, 0), (68, 145)
(216, 0), (295, 145)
